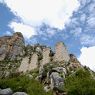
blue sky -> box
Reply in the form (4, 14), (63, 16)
(0, 0), (95, 71)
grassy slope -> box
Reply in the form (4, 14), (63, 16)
(64, 68), (95, 95)
(0, 75), (52, 95)
(0, 68), (95, 95)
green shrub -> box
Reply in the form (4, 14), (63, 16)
(0, 75), (52, 95)
(64, 69), (95, 95)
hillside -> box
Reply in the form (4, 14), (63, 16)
(0, 32), (95, 95)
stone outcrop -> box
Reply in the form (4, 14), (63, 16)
(53, 42), (70, 62)
(18, 53), (38, 73)
(50, 72), (64, 90)
(0, 32), (84, 95)
(13, 92), (28, 95)
(18, 57), (29, 73)
(0, 32), (25, 61)
(41, 47), (50, 65)
(68, 54), (81, 71)
(0, 32), (82, 78)
(0, 88), (13, 95)
(0, 88), (28, 95)
(29, 53), (38, 71)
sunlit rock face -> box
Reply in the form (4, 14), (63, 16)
(0, 32), (82, 78)
(53, 42), (70, 62)
(0, 32), (25, 61)
(18, 53), (38, 73)
(29, 53), (38, 71)
(41, 47), (51, 65)
(68, 54), (81, 70)
(18, 57), (29, 73)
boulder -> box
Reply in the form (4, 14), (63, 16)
(52, 67), (67, 78)
(12, 92), (28, 95)
(0, 88), (13, 95)
(50, 72), (64, 91)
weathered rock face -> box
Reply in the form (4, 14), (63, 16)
(53, 42), (70, 62)
(0, 32), (81, 80)
(41, 47), (50, 65)
(0, 88), (13, 95)
(18, 53), (38, 73)
(0, 32), (25, 61)
(29, 53), (38, 71)
(50, 72), (64, 90)
(18, 57), (29, 73)
(69, 54), (81, 70)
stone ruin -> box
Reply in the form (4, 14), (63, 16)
(0, 32), (81, 75)
(41, 47), (51, 65)
(18, 53), (38, 73)
(29, 53), (38, 71)
(53, 42), (70, 62)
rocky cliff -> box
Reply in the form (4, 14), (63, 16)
(0, 32), (25, 61)
(1, 32), (94, 95)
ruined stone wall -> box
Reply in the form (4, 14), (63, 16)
(18, 53), (38, 73)
(29, 53), (38, 71)
(18, 57), (29, 73)
(53, 42), (70, 62)
(41, 47), (50, 65)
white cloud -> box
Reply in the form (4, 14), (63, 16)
(70, 27), (82, 37)
(80, 34), (95, 46)
(9, 22), (36, 39)
(78, 46), (95, 71)
(87, 17), (95, 28)
(4, 0), (80, 29)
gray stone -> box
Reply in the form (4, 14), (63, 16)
(52, 67), (67, 78)
(44, 86), (50, 92)
(50, 72), (64, 90)
(12, 92), (28, 95)
(0, 88), (13, 95)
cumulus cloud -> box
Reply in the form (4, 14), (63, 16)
(66, 0), (95, 46)
(78, 46), (95, 71)
(9, 22), (36, 39)
(2, 0), (80, 38)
